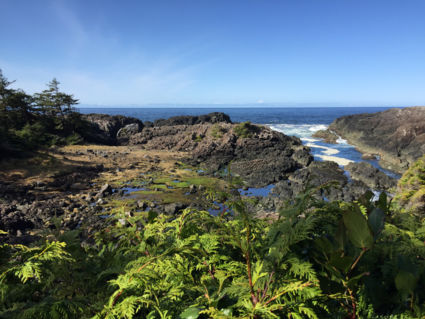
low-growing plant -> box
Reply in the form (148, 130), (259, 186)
(211, 124), (226, 139)
(233, 121), (260, 138)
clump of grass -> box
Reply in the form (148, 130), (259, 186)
(233, 121), (260, 138)
(211, 124), (226, 138)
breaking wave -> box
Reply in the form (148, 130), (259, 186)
(267, 123), (354, 167)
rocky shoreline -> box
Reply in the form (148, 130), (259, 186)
(0, 112), (400, 244)
(319, 106), (425, 173)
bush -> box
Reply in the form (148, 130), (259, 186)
(13, 122), (50, 150)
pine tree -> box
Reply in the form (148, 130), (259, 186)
(33, 78), (78, 118)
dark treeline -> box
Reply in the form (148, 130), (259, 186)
(0, 69), (90, 155)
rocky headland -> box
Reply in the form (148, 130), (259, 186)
(323, 106), (425, 173)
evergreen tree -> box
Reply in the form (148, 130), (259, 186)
(0, 69), (34, 151)
(33, 78), (78, 118)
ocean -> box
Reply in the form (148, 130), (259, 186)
(78, 106), (401, 178)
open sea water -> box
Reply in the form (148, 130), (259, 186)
(78, 106), (401, 178)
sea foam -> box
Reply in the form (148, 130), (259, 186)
(268, 123), (328, 139)
(268, 123), (355, 167)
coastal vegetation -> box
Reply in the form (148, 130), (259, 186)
(394, 155), (425, 216)
(0, 70), (100, 156)
(1, 181), (424, 318)
(233, 121), (260, 138)
(0, 71), (424, 318)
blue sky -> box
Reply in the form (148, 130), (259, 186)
(1, 0), (425, 107)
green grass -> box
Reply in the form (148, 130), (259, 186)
(233, 121), (260, 138)
(211, 124), (225, 138)
(170, 181), (190, 188)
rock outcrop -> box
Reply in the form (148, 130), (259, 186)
(82, 113), (143, 145)
(345, 162), (397, 191)
(153, 112), (232, 127)
(312, 130), (339, 144)
(260, 160), (375, 212)
(128, 119), (313, 187)
(327, 107), (425, 173)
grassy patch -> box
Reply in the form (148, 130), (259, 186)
(210, 124), (226, 138)
(105, 198), (137, 210)
(171, 181), (190, 188)
(233, 121), (261, 138)
(151, 184), (168, 189)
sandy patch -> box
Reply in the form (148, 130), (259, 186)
(315, 154), (354, 166)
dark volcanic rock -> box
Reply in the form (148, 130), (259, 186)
(117, 123), (142, 144)
(267, 161), (371, 205)
(153, 112), (231, 127)
(288, 161), (349, 201)
(345, 162), (397, 190)
(82, 113), (143, 145)
(129, 121), (312, 187)
(328, 106), (425, 173)
(163, 203), (187, 215)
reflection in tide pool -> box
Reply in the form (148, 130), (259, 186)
(238, 184), (275, 197)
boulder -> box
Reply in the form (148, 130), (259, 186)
(137, 200), (148, 210)
(97, 184), (112, 198)
(163, 203), (186, 215)
(117, 123), (141, 142)
(361, 153), (377, 160)
(312, 130), (339, 144)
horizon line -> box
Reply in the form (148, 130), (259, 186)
(76, 103), (409, 109)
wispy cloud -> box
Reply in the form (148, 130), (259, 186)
(1, 0), (210, 105)
(1, 51), (204, 105)
(50, 0), (89, 57)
